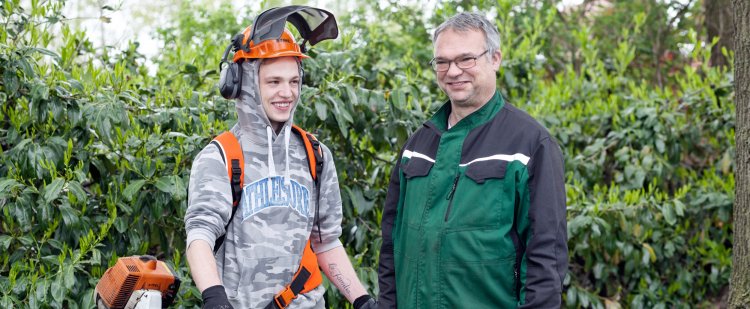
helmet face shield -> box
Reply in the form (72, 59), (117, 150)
(249, 6), (338, 48)
(221, 6), (338, 66)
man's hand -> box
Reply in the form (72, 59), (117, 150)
(354, 294), (378, 309)
(201, 285), (233, 309)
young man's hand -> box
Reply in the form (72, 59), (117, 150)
(354, 294), (378, 309)
(201, 285), (233, 309)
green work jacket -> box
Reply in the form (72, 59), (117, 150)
(378, 92), (568, 308)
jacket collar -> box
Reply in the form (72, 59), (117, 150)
(428, 91), (505, 133)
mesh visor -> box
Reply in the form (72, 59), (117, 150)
(250, 6), (338, 46)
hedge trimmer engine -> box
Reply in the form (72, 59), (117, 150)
(95, 255), (181, 309)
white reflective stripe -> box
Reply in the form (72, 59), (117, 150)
(403, 150), (435, 163)
(459, 153), (530, 167)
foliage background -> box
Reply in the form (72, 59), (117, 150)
(0, 0), (735, 308)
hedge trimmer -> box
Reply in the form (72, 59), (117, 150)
(95, 256), (180, 309)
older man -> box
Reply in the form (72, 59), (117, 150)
(378, 12), (568, 308)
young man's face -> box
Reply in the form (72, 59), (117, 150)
(433, 28), (501, 109)
(258, 56), (300, 130)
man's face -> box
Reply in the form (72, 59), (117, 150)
(433, 28), (501, 109)
(258, 57), (300, 130)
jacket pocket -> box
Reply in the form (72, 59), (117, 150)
(401, 158), (434, 228)
(464, 160), (507, 184)
(441, 256), (517, 308)
(440, 228), (516, 308)
(401, 158), (433, 179)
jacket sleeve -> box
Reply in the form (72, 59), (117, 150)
(378, 149), (404, 308)
(520, 136), (568, 308)
(310, 143), (344, 253)
(184, 144), (234, 252)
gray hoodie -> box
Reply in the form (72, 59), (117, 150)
(185, 60), (343, 308)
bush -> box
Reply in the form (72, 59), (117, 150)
(0, 0), (734, 308)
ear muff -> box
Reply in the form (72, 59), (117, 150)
(219, 62), (242, 99)
(219, 41), (243, 99)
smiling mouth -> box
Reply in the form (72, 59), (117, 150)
(447, 81), (469, 86)
(272, 102), (292, 108)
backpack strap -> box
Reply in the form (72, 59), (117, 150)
(291, 125), (323, 183)
(265, 240), (323, 309)
(291, 125), (325, 243)
(210, 131), (244, 254)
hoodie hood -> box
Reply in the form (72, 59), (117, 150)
(235, 59), (303, 143)
(234, 59), (304, 184)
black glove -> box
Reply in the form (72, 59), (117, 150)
(202, 285), (234, 309)
(354, 294), (379, 309)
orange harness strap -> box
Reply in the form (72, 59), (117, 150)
(211, 132), (245, 253)
(292, 125), (323, 180)
(213, 131), (245, 205)
(270, 240), (323, 309)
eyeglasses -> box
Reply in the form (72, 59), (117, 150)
(429, 50), (489, 72)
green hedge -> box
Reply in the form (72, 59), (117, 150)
(0, 0), (734, 308)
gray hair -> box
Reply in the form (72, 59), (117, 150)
(433, 12), (501, 57)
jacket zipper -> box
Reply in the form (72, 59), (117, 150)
(510, 229), (523, 301)
(510, 191), (525, 302)
(444, 173), (460, 221)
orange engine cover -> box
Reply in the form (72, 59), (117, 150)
(95, 255), (180, 309)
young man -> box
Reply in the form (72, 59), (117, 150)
(184, 7), (376, 309)
(378, 12), (568, 308)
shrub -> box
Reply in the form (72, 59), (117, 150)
(0, 0), (734, 308)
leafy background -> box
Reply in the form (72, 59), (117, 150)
(0, 0), (735, 308)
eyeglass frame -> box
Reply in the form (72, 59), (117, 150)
(429, 50), (490, 72)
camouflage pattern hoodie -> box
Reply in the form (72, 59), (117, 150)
(185, 59), (343, 308)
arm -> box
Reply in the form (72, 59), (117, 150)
(378, 150), (403, 308)
(184, 146), (234, 291)
(310, 144), (345, 253)
(316, 246), (368, 302)
(187, 240), (222, 292)
(310, 144), (374, 307)
(187, 241), (233, 309)
(519, 137), (568, 308)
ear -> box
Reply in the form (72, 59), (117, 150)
(491, 50), (502, 71)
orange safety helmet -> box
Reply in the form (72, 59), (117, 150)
(232, 26), (309, 62)
(219, 6), (338, 99)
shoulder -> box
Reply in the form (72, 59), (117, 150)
(188, 140), (231, 188)
(497, 104), (564, 169)
(193, 141), (226, 168)
(404, 123), (440, 150)
(310, 139), (334, 165)
(292, 129), (333, 160)
(497, 103), (554, 142)
(289, 129), (336, 175)
(483, 102), (564, 157)
(454, 102), (562, 170)
(318, 141), (333, 158)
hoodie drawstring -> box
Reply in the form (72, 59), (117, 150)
(284, 125), (292, 187)
(266, 126), (277, 176)
(266, 125), (292, 188)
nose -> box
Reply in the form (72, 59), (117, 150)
(445, 62), (464, 77)
(278, 83), (293, 98)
